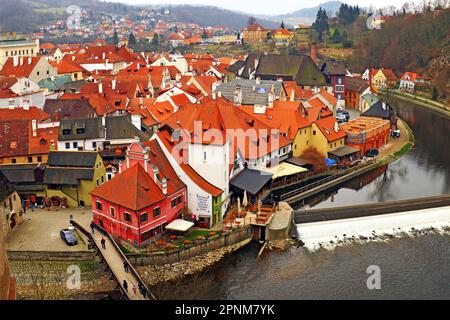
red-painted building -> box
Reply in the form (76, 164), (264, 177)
(91, 141), (186, 247)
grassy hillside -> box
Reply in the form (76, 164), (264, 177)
(348, 9), (449, 98)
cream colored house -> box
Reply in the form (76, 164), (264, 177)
(0, 36), (39, 67)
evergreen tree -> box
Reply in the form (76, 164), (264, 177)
(112, 30), (119, 46)
(314, 7), (329, 43)
(128, 32), (136, 48)
(151, 33), (159, 48)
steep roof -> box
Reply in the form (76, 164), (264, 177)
(314, 117), (347, 142)
(0, 57), (42, 78)
(0, 107), (49, 122)
(44, 99), (96, 121)
(346, 76), (370, 93)
(215, 79), (284, 105)
(91, 162), (165, 211)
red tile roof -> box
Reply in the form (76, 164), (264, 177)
(314, 117), (346, 142)
(0, 57), (41, 78)
(91, 162), (166, 211)
(0, 107), (50, 122)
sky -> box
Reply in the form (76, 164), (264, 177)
(108, 0), (412, 15)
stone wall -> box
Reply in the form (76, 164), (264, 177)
(127, 227), (252, 266)
(7, 250), (95, 261)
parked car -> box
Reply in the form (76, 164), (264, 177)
(391, 130), (401, 139)
(60, 229), (78, 246)
(338, 110), (350, 120)
(365, 148), (379, 158)
(336, 113), (347, 123)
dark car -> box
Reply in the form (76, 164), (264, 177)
(60, 229), (78, 246)
(365, 148), (379, 158)
(337, 110), (350, 120)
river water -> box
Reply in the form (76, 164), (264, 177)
(160, 99), (450, 300)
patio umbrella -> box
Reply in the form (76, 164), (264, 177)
(242, 191), (248, 208)
(237, 196), (241, 214)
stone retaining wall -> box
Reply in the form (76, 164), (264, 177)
(127, 227), (252, 266)
(7, 250), (95, 261)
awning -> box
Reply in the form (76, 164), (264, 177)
(261, 162), (307, 180)
(230, 168), (273, 195)
(328, 145), (359, 158)
(165, 219), (194, 232)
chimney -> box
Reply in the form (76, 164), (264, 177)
(112, 78), (116, 90)
(218, 91), (222, 98)
(19, 57), (24, 66)
(102, 52), (106, 59)
(212, 92), (216, 100)
(13, 56), (19, 67)
(310, 42), (317, 64)
(28, 57), (32, 65)
(137, 63), (140, 70)
(161, 178), (168, 195)
(32, 119), (37, 137)
(98, 82), (103, 94)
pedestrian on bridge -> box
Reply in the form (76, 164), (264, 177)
(123, 260), (129, 273)
(123, 280), (128, 292)
(132, 284), (137, 295)
(101, 237), (106, 249)
(139, 283), (146, 298)
(90, 222), (95, 234)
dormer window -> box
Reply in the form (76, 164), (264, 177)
(76, 128), (85, 134)
(62, 129), (71, 135)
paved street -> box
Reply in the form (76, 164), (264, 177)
(6, 207), (92, 252)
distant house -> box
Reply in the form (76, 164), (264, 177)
(91, 141), (187, 246)
(321, 61), (347, 107)
(361, 93), (379, 113)
(241, 23), (270, 43)
(372, 68), (398, 89)
(271, 28), (294, 46)
(43, 99), (96, 121)
(57, 114), (150, 152)
(399, 72), (430, 91)
(44, 151), (106, 207)
(344, 76), (370, 111)
(361, 100), (397, 129)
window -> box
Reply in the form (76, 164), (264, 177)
(313, 130), (316, 135)
(124, 212), (132, 223)
(73, 142), (78, 149)
(62, 129), (71, 135)
(140, 212), (148, 223)
(37, 156), (42, 162)
(76, 128), (85, 134)
(96, 201), (103, 211)
(96, 179), (100, 187)
(153, 207), (161, 218)
(92, 141), (97, 149)
(11, 159), (16, 164)
(37, 71), (40, 76)
(101, 176), (104, 184)
(28, 156), (33, 163)
(141, 230), (151, 242)
(65, 142), (70, 149)
(171, 196), (182, 208)
(110, 207), (115, 217)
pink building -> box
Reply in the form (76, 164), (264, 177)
(91, 141), (186, 247)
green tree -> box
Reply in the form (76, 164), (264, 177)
(313, 7), (329, 43)
(112, 30), (119, 46)
(128, 32), (137, 48)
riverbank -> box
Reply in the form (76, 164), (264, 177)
(136, 238), (251, 287)
(385, 91), (450, 119)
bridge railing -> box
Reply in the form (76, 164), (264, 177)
(70, 220), (130, 299)
(91, 223), (157, 300)
(279, 160), (377, 201)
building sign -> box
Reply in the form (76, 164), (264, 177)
(196, 194), (210, 212)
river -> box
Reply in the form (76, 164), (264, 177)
(155, 98), (450, 300)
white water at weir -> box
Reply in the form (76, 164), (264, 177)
(297, 206), (450, 251)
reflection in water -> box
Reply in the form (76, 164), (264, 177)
(298, 99), (450, 209)
(164, 100), (450, 300)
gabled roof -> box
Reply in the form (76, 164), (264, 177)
(44, 99), (96, 121)
(0, 107), (49, 122)
(345, 76), (370, 93)
(91, 162), (165, 211)
(314, 117), (346, 142)
(48, 151), (98, 167)
(0, 57), (42, 78)
(322, 61), (347, 75)
(215, 79), (283, 105)
(0, 120), (29, 157)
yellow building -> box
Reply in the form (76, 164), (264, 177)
(242, 23), (270, 43)
(310, 118), (347, 158)
(272, 28), (294, 46)
(44, 151), (106, 207)
(372, 68), (398, 89)
(0, 35), (39, 66)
